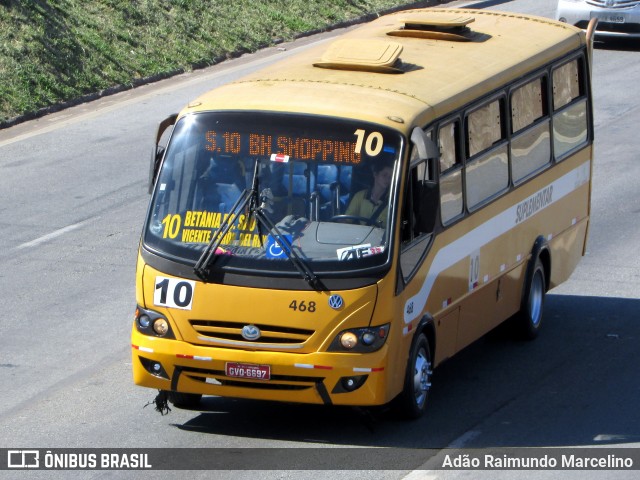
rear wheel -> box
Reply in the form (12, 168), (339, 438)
(394, 333), (432, 419)
(515, 258), (546, 340)
(168, 391), (202, 409)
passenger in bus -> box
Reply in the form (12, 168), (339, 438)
(344, 156), (393, 227)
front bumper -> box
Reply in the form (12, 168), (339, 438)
(131, 328), (391, 407)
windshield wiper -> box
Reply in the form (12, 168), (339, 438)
(194, 160), (323, 291)
(193, 186), (251, 279)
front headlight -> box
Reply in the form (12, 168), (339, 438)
(328, 324), (390, 352)
(134, 305), (175, 339)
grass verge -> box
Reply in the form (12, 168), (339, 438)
(0, 0), (442, 127)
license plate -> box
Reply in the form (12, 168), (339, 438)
(225, 362), (271, 380)
(592, 12), (626, 24)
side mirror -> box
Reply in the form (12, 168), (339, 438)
(410, 127), (439, 162)
(148, 113), (178, 194)
(414, 180), (439, 234)
(410, 126), (440, 182)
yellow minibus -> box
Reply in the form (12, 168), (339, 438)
(132, 8), (595, 418)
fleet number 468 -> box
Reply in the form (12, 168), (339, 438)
(289, 300), (316, 312)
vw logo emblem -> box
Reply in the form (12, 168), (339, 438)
(241, 325), (261, 341)
(328, 294), (344, 310)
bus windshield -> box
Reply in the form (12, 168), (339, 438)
(143, 112), (403, 277)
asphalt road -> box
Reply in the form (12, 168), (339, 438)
(1, 0), (639, 479)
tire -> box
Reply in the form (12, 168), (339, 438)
(394, 333), (432, 419)
(515, 258), (546, 340)
(168, 391), (202, 409)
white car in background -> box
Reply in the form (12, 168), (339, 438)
(557, 0), (640, 37)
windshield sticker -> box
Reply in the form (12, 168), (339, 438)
(337, 244), (385, 261)
(161, 211), (267, 247)
(270, 153), (290, 163)
(266, 234), (293, 259)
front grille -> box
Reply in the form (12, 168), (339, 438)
(587, 0), (640, 8)
(189, 319), (315, 346)
(181, 366), (321, 391)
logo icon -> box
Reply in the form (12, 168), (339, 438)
(7, 450), (39, 469)
(241, 325), (261, 341)
(328, 294), (344, 310)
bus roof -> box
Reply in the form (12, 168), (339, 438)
(182, 8), (586, 132)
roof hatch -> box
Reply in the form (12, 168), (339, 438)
(313, 39), (404, 73)
(388, 15), (477, 42)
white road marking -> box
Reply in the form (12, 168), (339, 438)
(402, 471), (441, 480)
(400, 430), (483, 479)
(15, 220), (90, 250)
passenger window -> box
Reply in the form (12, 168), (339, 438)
(465, 146), (509, 209)
(552, 57), (588, 159)
(439, 121), (458, 171)
(465, 98), (508, 209)
(553, 59), (581, 110)
(438, 120), (463, 224)
(511, 76), (551, 183)
(511, 77), (546, 134)
(467, 99), (503, 157)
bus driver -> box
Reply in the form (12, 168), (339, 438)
(344, 156), (393, 227)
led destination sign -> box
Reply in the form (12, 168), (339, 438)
(203, 128), (390, 165)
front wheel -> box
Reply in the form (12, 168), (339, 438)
(393, 333), (432, 419)
(515, 258), (546, 340)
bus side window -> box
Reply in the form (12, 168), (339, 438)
(552, 59), (581, 110)
(511, 75), (551, 183)
(465, 98), (509, 210)
(438, 120), (463, 224)
(467, 99), (503, 157)
(552, 57), (588, 159)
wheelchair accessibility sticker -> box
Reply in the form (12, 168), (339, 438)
(266, 235), (292, 259)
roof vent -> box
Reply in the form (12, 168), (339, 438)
(313, 39), (404, 73)
(388, 15), (477, 42)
